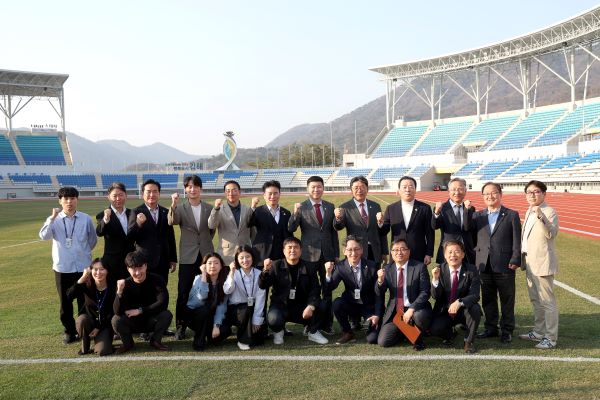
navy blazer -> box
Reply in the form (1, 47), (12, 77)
(431, 262), (480, 314)
(375, 259), (431, 324)
(324, 258), (380, 313)
(379, 199), (434, 263)
(472, 205), (521, 273)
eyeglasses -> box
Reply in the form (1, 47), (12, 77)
(482, 191), (499, 198)
(525, 190), (543, 196)
(449, 188), (465, 193)
(391, 248), (410, 253)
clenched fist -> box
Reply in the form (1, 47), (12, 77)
(434, 202), (442, 215)
(251, 197), (260, 208)
(431, 266), (440, 281)
(136, 213), (146, 227)
(171, 192), (180, 207)
(294, 203), (302, 214)
(376, 212), (384, 225)
(377, 268), (385, 284)
(263, 258), (273, 272)
(116, 279), (126, 296)
(51, 208), (60, 219)
(214, 198), (222, 208)
(334, 207), (344, 220)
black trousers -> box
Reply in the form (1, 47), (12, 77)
(430, 303), (481, 344)
(480, 271), (515, 334)
(225, 303), (265, 346)
(377, 305), (432, 348)
(313, 258), (333, 330)
(111, 310), (173, 347)
(267, 301), (324, 334)
(332, 297), (378, 343)
(186, 305), (230, 349)
(54, 271), (84, 335)
(176, 252), (202, 326)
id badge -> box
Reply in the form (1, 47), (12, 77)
(65, 238), (72, 248)
(354, 289), (361, 300)
(289, 289), (296, 300)
(247, 296), (255, 306)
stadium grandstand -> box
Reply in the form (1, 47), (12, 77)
(3, 7), (600, 198)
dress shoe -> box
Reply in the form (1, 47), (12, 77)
(476, 330), (498, 339)
(139, 332), (151, 342)
(500, 333), (512, 343)
(413, 340), (426, 351)
(63, 333), (78, 344)
(163, 329), (176, 337)
(284, 328), (294, 337)
(464, 342), (477, 353)
(335, 332), (356, 345)
(149, 340), (169, 351)
(192, 335), (204, 351)
(174, 326), (187, 341)
(115, 344), (134, 354)
(77, 349), (91, 356)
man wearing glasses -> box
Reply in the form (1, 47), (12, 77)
(518, 180), (559, 349)
(432, 177), (476, 265)
(471, 182), (521, 344)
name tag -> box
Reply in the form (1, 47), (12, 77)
(247, 296), (255, 306)
(65, 238), (73, 248)
(354, 289), (361, 300)
(289, 289), (296, 300)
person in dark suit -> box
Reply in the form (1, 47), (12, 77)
(128, 179), (177, 285)
(324, 235), (381, 345)
(430, 240), (481, 353)
(96, 182), (134, 282)
(168, 175), (215, 340)
(248, 180), (293, 265)
(334, 176), (388, 264)
(288, 175), (339, 334)
(471, 182), (521, 344)
(258, 237), (329, 345)
(431, 177), (476, 265)
(377, 176), (434, 266)
(375, 239), (432, 350)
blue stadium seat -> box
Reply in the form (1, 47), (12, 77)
(461, 116), (519, 150)
(15, 135), (66, 165)
(9, 173), (52, 184)
(0, 135), (19, 165)
(56, 175), (97, 188)
(491, 109), (566, 150)
(371, 125), (428, 158)
(101, 174), (138, 189)
(412, 121), (474, 155)
(531, 103), (600, 147)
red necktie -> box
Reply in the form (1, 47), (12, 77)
(359, 202), (368, 225)
(314, 203), (323, 225)
(449, 269), (459, 304)
(396, 267), (404, 312)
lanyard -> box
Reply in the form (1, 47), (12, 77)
(62, 216), (77, 239)
(287, 263), (302, 290)
(96, 288), (108, 324)
(238, 268), (255, 298)
(350, 265), (362, 289)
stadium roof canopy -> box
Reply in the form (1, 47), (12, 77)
(369, 6), (600, 79)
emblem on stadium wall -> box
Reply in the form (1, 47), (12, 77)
(217, 131), (240, 170)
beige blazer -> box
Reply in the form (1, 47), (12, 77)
(207, 202), (253, 264)
(168, 201), (214, 264)
(522, 202), (559, 276)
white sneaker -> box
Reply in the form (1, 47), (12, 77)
(518, 331), (543, 342)
(237, 341), (250, 351)
(273, 330), (284, 345)
(307, 330), (329, 345)
(535, 338), (556, 349)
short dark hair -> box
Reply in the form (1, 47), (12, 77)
(184, 175), (203, 188)
(448, 177), (466, 187)
(223, 180), (241, 191)
(442, 239), (465, 253)
(307, 175), (324, 186)
(398, 176), (417, 189)
(107, 182), (127, 194)
(58, 186), (79, 199)
(142, 179), (161, 193)
(391, 238), (410, 249)
(481, 181), (502, 195)
(350, 175), (368, 188)
(233, 245), (256, 269)
(343, 235), (363, 247)
(283, 236), (302, 248)
(262, 180), (281, 192)
(525, 180), (547, 193)
(125, 251), (147, 268)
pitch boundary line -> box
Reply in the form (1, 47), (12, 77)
(0, 240), (42, 250)
(555, 280), (600, 305)
(1, 354), (599, 365)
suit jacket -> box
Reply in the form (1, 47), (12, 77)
(324, 258), (380, 314)
(128, 203), (177, 273)
(375, 259), (431, 324)
(522, 203), (559, 276)
(432, 201), (476, 264)
(472, 205), (522, 273)
(207, 202), (253, 264)
(379, 199), (434, 263)
(431, 262), (480, 314)
(333, 198), (388, 263)
(96, 207), (134, 280)
(249, 205), (293, 264)
(258, 259), (320, 310)
(167, 200), (214, 265)
(288, 199), (339, 262)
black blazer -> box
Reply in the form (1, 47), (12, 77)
(379, 199), (434, 263)
(333, 198), (388, 263)
(431, 201), (476, 265)
(472, 206), (521, 273)
(431, 262), (480, 314)
(259, 259), (320, 310)
(96, 208), (134, 280)
(375, 259), (431, 323)
(249, 205), (293, 264)
(324, 258), (380, 313)
(128, 204), (177, 274)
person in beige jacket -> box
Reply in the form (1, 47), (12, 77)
(518, 180), (559, 349)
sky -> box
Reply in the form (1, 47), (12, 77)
(3, 0), (600, 157)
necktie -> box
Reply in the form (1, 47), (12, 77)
(359, 202), (368, 225)
(314, 203), (323, 225)
(152, 209), (158, 224)
(270, 207), (277, 219)
(396, 267), (404, 311)
(449, 269), (459, 304)
(352, 266), (361, 288)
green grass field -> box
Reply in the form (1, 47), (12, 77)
(1, 194), (600, 400)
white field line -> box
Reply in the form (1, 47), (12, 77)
(560, 227), (600, 238)
(1, 354), (599, 365)
(0, 239), (42, 250)
(555, 280), (600, 305)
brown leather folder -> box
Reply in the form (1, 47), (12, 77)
(392, 310), (421, 344)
